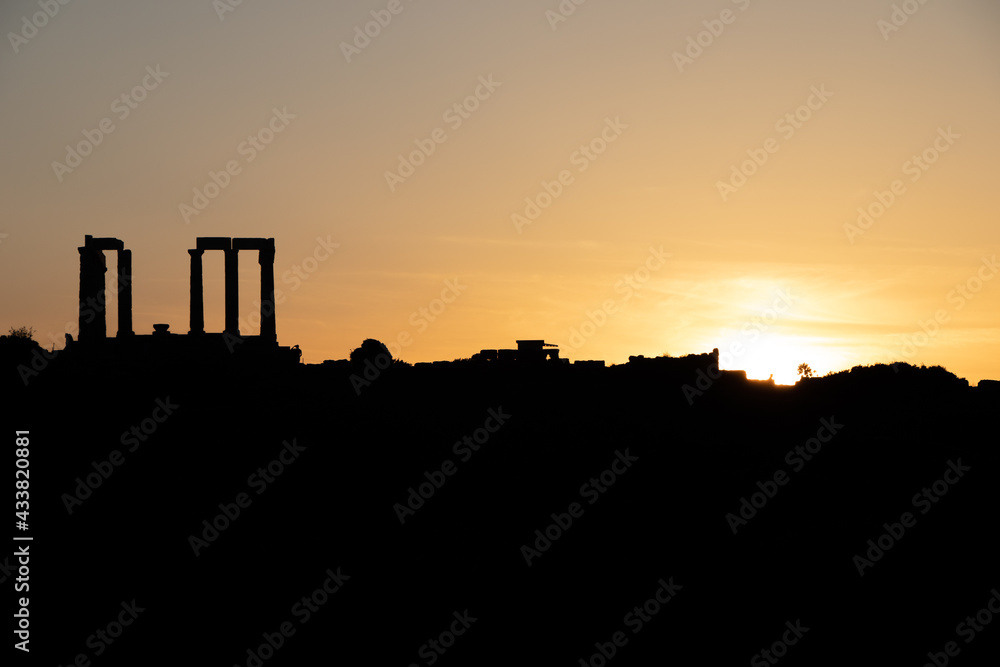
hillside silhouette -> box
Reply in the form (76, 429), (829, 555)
(6, 333), (999, 665)
(3, 234), (998, 665)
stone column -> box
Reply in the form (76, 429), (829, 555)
(78, 246), (94, 342)
(189, 249), (205, 334)
(259, 247), (276, 342)
(224, 248), (239, 335)
(117, 249), (133, 337)
(78, 244), (107, 342)
(94, 250), (108, 340)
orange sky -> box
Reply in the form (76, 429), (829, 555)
(2, 0), (998, 384)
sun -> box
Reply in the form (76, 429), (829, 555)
(721, 335), (821, 385)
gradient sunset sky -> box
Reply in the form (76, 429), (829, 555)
(2, 0), (998, 384)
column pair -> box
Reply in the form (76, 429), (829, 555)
(189, 243), (275, 341)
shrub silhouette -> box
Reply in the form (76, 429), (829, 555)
(7, 325), (36, 340)
(349, 338), (392, 366)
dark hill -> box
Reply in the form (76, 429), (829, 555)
(7, 352), (998, 665)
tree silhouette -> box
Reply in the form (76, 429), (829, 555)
(797, 363), (814, 379)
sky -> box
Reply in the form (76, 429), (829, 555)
(1, 0), (998, 384)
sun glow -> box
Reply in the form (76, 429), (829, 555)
(720, 334), (830, 386)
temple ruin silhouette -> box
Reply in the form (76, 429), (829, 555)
(70, 235), (300, 363)
(66, 235), (734, 371)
